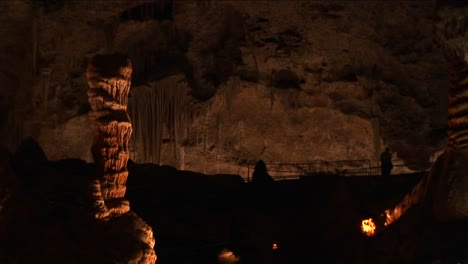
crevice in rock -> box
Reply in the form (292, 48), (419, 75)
(270, 69), (304, 89)
(120, 0), (173, 22)
(31, 0), (65, 13)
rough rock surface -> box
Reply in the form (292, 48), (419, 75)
(86, 53), (157, 262)
(37, 114), (93, 161)
(86, 53), (133, 218)
(0, 1), (467, 175)
(171, 84), (379, 175)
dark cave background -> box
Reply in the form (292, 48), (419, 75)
(0, 0), (467, 263)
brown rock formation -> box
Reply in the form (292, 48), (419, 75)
(8, 1), (463, 171)
(86, 53), (133, 218)
(86, 53), (156, 263)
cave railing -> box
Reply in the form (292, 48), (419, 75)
(243, 160), (432, 182)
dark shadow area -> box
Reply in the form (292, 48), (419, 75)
(0, 140), (466, 264)
(123, 5), (244, 102)
(31, 0), (66, 13)
(437, 0), (468, 8)
(270, 69), (304, 89)
(120, 1), (173, 22)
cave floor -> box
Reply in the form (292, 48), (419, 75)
(126, 167), (466, 264)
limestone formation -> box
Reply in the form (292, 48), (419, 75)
(87, 53), (133, 218)
(86, 53), (157, 263)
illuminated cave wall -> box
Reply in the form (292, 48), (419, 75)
(1, 0), (467, 174)
(128, 75), (192, 165)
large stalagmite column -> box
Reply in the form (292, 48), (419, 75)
(86, 53), (133, 218)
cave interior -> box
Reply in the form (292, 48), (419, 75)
(0, 0), (467, 264)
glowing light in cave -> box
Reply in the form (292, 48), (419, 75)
(361, 218), (376, 236)
(272, 243), (278, 250)
(217, 248), (239, 264)
(383, 208), (401, 226)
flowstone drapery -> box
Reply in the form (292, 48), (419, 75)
(128, 75), (240, 166)
(128, 76), (192, 164)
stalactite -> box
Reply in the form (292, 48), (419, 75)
(196, 127), (199, 150)
(5, 110), (21, 152)
(179, 145), (185, 170)
(443, 14), (468, 39)
(173, 82), (181, 160)
(216, 114), (220, 174)
(270, 87), (275, 111)
(32, 9), (38, 79)
(156, 85), (163, 164)
(242, 19), (260, 81)
(238, 120), (244, 147)
(129, 77), (191, 164)
(286, 90), (299, 110)
(216, 114), (220, 145)
(203, 128), (207, 153)
(225, 76), (239, 114)
(41, 68), (52, 111)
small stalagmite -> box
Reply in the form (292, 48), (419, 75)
(86, 53), (133, 218)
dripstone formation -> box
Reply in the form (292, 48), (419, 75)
(86, 54), (157, 263)
(87, 53), (133, 218)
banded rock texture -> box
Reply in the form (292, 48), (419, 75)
(436, 54), (468, 220)
(87, 53), (133, 218)
(86, 53), (157, 263)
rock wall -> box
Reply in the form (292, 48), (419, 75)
(162, 82), (379, 175)
(37, 114), (93, 161)
(2, 0), (468, 173)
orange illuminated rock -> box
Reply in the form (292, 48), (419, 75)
(86, 53), (156, 263)
(87, 53), (133, 218)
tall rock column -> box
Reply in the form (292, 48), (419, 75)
(86, 54), (133, 218)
